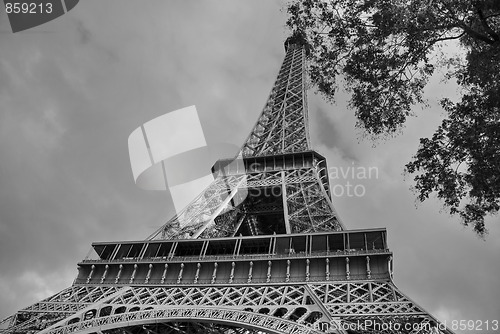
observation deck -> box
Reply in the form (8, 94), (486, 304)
(76, 228), (392, 285)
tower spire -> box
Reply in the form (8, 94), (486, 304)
(241, 37), (311, 157)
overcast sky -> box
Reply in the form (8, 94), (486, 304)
(0, 1), (498, 333)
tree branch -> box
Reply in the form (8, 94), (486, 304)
(429, 31), (466, 43)
(440, 1), (496, 45)
(475, 2), (500, 42)
(484, 13), (500, 20)
(459, 23), (496, 45)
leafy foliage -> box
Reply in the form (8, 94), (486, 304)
(286, 0), (500, 235)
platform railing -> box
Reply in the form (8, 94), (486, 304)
(80, 248), (391, 264)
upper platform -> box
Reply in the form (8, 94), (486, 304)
(78, 228), (392, 285)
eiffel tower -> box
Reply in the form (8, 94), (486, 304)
(0, 35), (454, 334)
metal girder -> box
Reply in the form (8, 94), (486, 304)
(3, 280), (452, 334)
(41, 308), (322, 334)
(242, 45), (310, 157)
(150, 165), (343, 239)
(0, 287), (127, 334)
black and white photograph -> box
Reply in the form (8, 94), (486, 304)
(0, 1), (499, 334)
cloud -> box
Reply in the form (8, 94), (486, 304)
(0, 2), (498, 333)
(75, 20), (91, 44)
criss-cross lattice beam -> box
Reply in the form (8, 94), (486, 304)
(113, 322), (261, 334)
(0, 287), (128, 334)
(146, 174), (247, 240)
(308, 281), (454, 334)
(41, 308), (323, 334)
(241, 44), (310, 157)
(150, 160), (343, 239)
(4, 281), (451, 334)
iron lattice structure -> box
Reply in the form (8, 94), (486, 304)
(1, 37), (454, 334)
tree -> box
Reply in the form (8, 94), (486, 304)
(286, 0), (500, 236)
